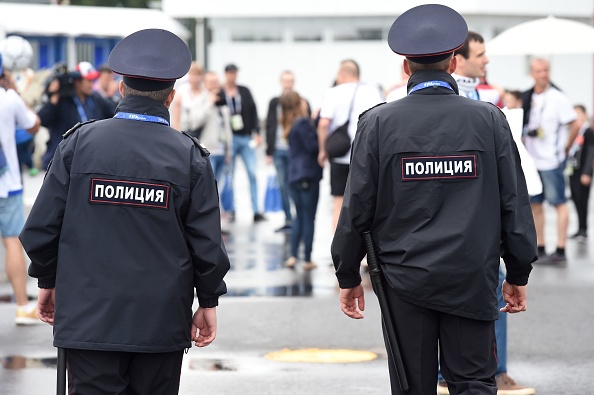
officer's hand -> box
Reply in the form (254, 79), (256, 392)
(581, 174), (592, 186)
(340, 285), (365, 319)
(500, 281), (527, 314)
(191, 307), (217, 347)
(37, 288), (56, 325)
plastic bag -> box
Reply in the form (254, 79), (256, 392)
(264, 169), (283, 212)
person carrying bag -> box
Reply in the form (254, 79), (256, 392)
(324, 84), (358, 159)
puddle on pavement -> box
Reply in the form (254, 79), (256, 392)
(226, 283), (314, 297)
(189, 359), (237, 371)
(3, 356), (57, 369)
(0, 294), (36, 303)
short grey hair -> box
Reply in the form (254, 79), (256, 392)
(406, 54), (453, 74)
(122, 83), (173, 104)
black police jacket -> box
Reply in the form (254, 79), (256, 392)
(332, 71), (537, 321)
(21, 95), (230, 352)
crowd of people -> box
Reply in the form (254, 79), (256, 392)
(0, 16), (593, 393)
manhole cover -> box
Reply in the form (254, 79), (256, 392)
(265, 348), (377, 363)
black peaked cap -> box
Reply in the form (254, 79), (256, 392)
(108, 29), (191, 90)
(388, 4), (468, 63)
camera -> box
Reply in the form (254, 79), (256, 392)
(44, 63), (77, 98)
(525, 128), (543, 138)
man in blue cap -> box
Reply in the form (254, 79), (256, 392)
(332, 4), (537, 395)
(20, 29), (230, 394)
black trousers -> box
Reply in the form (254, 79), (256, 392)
(384, 290), (497, 395)
(66, 349), (184, 395)
(569, 173), (591, 232)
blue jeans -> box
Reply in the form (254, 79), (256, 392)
(231, 135), (259, 213)
(17, 140), (34, 170)
(495, 266), (507, 374)
(438, 265), (507, 381)
(273, 149), (292, 223)
(209, 155), (226, 183)
(289, 181), (319, 261)
(0, 193), (25, 237)
(530, 161), (567, 206)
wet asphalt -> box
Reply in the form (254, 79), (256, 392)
(0, 155), (593, 395)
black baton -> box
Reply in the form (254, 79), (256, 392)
(57, 348), (66, 395)
(363, 231), (409, 392)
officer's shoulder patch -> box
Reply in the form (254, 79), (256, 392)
(359, 102), (386, 120)
(182, 131), (210, 157)
(62, 119), (98, 139)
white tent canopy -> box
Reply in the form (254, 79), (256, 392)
(0, 2), (190, 40)
(487, 16), (594, 55)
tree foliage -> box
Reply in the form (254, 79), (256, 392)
(69, 0), (151, 8)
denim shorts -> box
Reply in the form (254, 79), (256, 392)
(0, 194), (25, 237)
(530, 163), (567, 206)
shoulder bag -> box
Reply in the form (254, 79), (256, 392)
(325, 84), (358, 159)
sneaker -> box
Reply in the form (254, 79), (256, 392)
(15, 305), (41, 326)
(284, 256), (297, 268)
(275, 224), (292, 233)
(302, 261), (317, 271)
(437, 380), (450, 394)
(534, 250), (550, 265)
(495, 373), (535, 395)
(548, 251), (567, 264)
(253, 213), (267, 222)
(28, 167), (39, 177)
(570, 231), (588, 243)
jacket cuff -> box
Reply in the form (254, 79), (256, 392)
(198, 297), (219, 308)
(505, 272), (529, 286)
(38, 278), (56, 289)
(336, 273), (362, 289)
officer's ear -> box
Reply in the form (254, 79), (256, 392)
(165, 89), (176, 109)
(119, 80), (125, 98)
(448, 56), (457, 74)
(403, 59), (411, 77)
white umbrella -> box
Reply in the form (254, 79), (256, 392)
(487, 16), (594, 55)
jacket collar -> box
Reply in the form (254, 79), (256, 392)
(115, 95), (171, 125)
(406, 71), (459, 96)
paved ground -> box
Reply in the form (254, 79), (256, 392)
(0, 155), (593, 394)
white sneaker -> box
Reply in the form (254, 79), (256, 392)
(15, 304), (41, 326)
(284, 256), (297, 268)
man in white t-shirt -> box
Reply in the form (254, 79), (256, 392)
(385, 68), (409, 103)
(0, 55), (41, 325)
(434, 31), (537, 395)
(522, 58), (579, 264)
(317, 60), (383, 230)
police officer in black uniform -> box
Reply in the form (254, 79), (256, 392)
(331, 5), (537, 395)
(20, 29), (230, 395)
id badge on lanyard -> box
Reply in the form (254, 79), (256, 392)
(231, 114), (244, 131)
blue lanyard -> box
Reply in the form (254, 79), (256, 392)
(73, 96), (93, 122)
(113, 112), (169, 126)
(408, 80), (454, 95)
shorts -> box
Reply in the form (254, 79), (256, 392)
(330, 162), (350, 197)
(0, 194), (25, 237)
(530, 163), (567, 206)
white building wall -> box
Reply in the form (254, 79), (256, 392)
(205, 14), (594, 117)
(209, 41), (403, 117)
